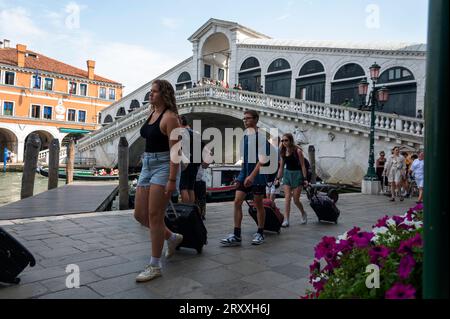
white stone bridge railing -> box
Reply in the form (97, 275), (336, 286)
(77, 85), (425, 152)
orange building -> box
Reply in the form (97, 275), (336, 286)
(0, 41), (123, 163)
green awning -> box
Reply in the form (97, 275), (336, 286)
(59, 128), (92, 134)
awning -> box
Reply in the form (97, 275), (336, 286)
(59, 128), (92, 134)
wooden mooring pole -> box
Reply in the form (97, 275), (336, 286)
(308, 145), (317, 184)
(21, 133), (41, 199)
(118, 137), (129, 210)
(48, 138), (60, 190)
(66, 140), (75, 185)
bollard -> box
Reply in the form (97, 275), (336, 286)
(21, 134), (41, 199)
(308, 145), (317, 184)
(118, 137), (129, 210)
(66, 140), (75, 185)
(48, 138), (60, 190)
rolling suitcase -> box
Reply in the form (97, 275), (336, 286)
(246, 199), (284, 234)
(0, 227), (36, 284)
(306, 187), (340, 224)
(165, 202), (207, 254)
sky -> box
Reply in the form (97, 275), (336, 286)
(0, 0), (429, 94)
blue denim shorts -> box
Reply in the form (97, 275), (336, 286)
(137, 152), (180, 188)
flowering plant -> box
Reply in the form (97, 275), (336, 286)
(303, 204), (423, 299)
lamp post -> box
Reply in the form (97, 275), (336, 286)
(359, 63), (389, 194)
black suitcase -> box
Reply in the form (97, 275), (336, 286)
(306, 187), (340, 224)
(165, 202), (207, 254)
(0, 227), (36, 284)
(246, 199), (284, 234)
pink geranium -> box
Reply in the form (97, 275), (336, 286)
(352, 232), (374, 248)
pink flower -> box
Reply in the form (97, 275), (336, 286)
(336, 239), (353, 254)
(312, 279), (326, 292)
(347, 227), (361, 237)
(314, 236), (337, 259)
(375, 216), (389, 228)
(300, 292), (320, 299)
(398, 233), (423, 254)
(398, 255), (416, 279)
(309, 260), (321, 273)
(385, 283), (416, 299)
(393, 215), (405, 226)
(352, 232), (374, 248)
(369, 246), (390, 264)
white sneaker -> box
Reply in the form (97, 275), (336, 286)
(301, 213), (308, 225)
(165, 233), (184, 259)
(281, 220), (290, 228)
(136, 265), (162, 282)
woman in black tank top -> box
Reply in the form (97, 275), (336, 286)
(134, 80), (184, 283)
(275, 133), (309, 227)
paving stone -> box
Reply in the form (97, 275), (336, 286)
(146, 276), (203, 298)
(238, 287), (299, 299)
(87, 273), (142, 297)
(72, 255), (130, 271)
(203, 279), (262, 299)
(39, 286), (102, 299)
(241, 271), (293, 288)
(108, 287), (163, 299)
(0, 282), (48, 299)
(92, 260), (145, 279)
(278, 278), (311, 295)
(224, 260), (270, 276)
(38, 250), (113, 267)
(184, 267), (243, 285)
(36, 247), (83, 258)
(40, 271), (103, 292)
(271, 263), (310, 280)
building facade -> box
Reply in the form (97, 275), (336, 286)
(100, 18), (426, 124)
(0, 42), (123, 162)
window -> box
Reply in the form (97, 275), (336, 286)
(69, 82), (77, 95)
(80, 84), (87, 96)
(5, 71), (15, 85)
(44, 78), (53, 91)
(67, 109), (76, 121)
(109, 88), (116, 100)
(78, 110), (86, 123)
(3, 102), (14, 116)
(218, 69), (225, 81)
(204, 64), (211, 78)
(31, 105), (41, 118)
(99, 87), (107, 99)
(32, 75), (42, 89)
(43, 106), (52, 120)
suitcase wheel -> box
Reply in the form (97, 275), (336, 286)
(175, 246), (181, 251)
(196, 247), (203, 254)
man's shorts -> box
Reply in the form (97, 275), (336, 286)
(236, 181), (266, 196)
(180, 163), (200, 191)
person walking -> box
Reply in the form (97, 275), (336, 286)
(376, 151), (387, 192)
(220, 110), (273, 246)
(133, 79), (184, 282)
(410, 151), (424, 204)
(275, 133), (309, 227)
(384, 146), (406, 202)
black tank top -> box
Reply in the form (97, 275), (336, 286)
(140, 109), (170, 153)
(284, 151), (302, 171)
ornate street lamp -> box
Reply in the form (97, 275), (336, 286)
(359, 63), (389, 187)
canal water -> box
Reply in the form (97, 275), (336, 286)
(0, 172), (65, 207)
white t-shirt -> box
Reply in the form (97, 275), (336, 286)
(411, 159), (424, 180)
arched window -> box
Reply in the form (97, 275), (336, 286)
(103, 115), (113, 124)
(116, 107), (126, 117)
(266, 58), (292, 98)
(240, 57), (260, 71)
(268, 58), (291, 73)
(239, 57), (261, 92)
(296, 60), (326, 102)
(129, 99), (140, 112)
(378, 67), (417, 117)
(334, 63), (365, 80)
(331, 63), (366, 107)
(143, 92), (150, 104)
(176, 72), (192, 91)
(299, 60), (325, 76)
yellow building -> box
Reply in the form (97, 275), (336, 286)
(0, 42), (123, 163)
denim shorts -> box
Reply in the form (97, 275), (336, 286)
(137, 152), (180, 188)
(283, 169), (303, 188)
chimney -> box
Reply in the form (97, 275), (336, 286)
(16, 44), (27, 68)
(87, 60), (95, 80)
(4, 39), (10, 48)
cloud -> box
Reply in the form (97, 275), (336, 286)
(0, 6), (47, 43)
(161, 17), (179, 30)
(275, 14), (291, 21)
(0, 4), (179, 94)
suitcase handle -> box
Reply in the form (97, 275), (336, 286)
(167, 200), (180, 219)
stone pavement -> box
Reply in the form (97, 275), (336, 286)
(0, 194), (415, 299)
